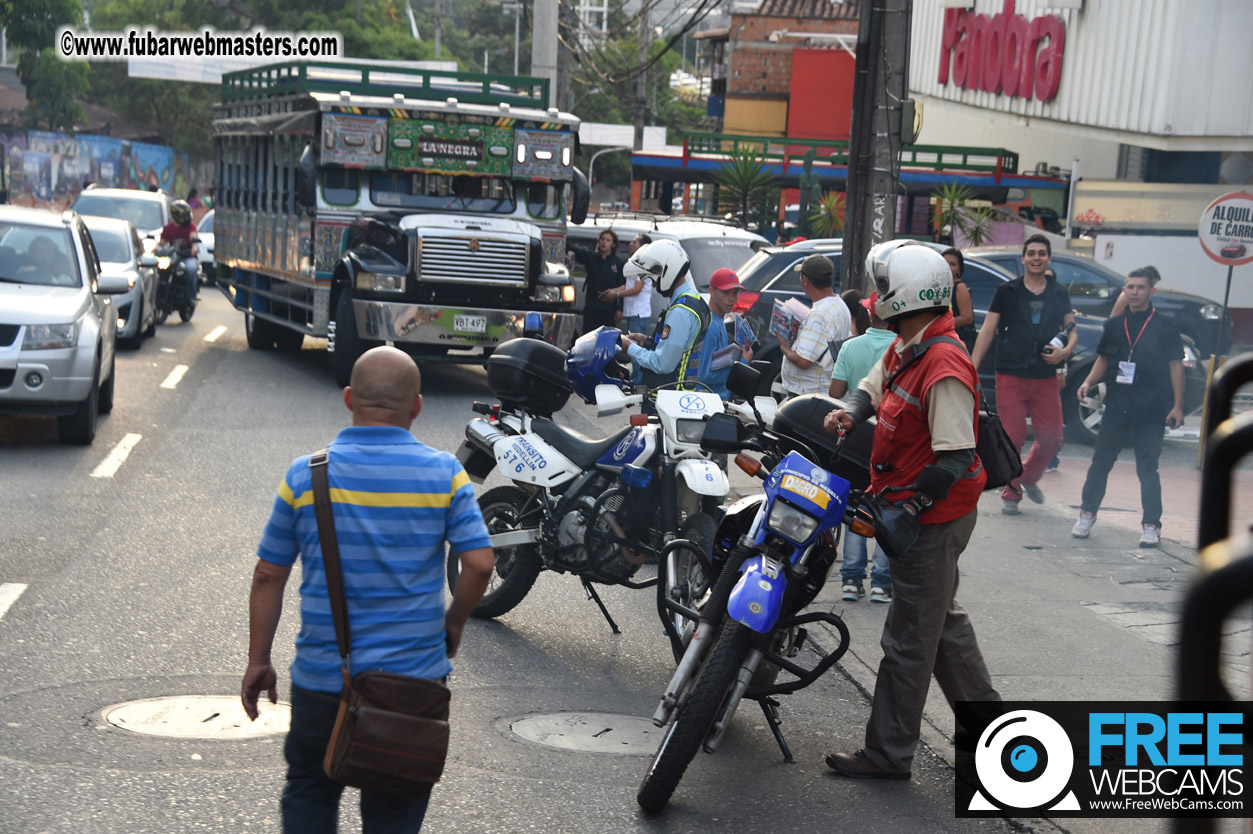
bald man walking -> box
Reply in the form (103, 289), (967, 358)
(242, 346), (494, 833)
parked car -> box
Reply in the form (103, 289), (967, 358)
(0, 206), (128, 444)
(968, 246), (1233, 359)
(732, 239), (1207, 444)
(81, 215), (155, 348)
(69, 186), (171, 248)
(195, 209), (215, 285)
(566, 214), (768, 324)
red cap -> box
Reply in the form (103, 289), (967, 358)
(710, 268), (743, 291)
(861, 291), (877, 312)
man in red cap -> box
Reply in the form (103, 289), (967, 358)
(698, 267), (758, 398)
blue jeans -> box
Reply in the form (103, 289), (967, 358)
(181, 257), (199, 301)
(841, 532), (892, 590)
(624, 315), (652, 384)
(282, 683), (431, 834)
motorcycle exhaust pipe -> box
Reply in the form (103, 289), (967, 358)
(465, 417), (507, 454)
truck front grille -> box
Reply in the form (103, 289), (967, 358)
(418, 236), (528, 286)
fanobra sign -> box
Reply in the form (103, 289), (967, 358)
(937, 0), (1066, 102)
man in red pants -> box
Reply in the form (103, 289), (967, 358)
(970, 235), (1076, 515)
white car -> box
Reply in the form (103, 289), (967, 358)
(69, 186), (171, 251)
(0, 207), (128, 444)
(195, 209), (215, 285)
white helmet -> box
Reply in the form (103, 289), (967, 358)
(624, 239), (690, 295)
(865, 240), (953, 322)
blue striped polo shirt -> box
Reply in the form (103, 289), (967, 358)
(258, 425), (491, 692)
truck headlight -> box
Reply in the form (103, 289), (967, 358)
(1200, 304), (1222, 321)
(23, 323), (79, 350)
(532, 285), (563, 303)
(356, 272), (406, 293)
(766, 500), (820, 542)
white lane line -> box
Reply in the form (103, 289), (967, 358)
(0, 584), (28, 620)
(204, 325), (227, 343)
(91, 433), (143, 479)
(160, 365), (189, 389)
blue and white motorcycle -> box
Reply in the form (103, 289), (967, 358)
(451, 328), (774, 648)
(635, 395), (909, 813)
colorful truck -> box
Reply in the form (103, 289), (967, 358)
(210, 61), (589, 383)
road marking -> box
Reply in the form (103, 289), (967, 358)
(0, 584), (27, 620)
(160, 365), (189, 389)
(91, 433), (143, 478)
(204, 325), (227, 343)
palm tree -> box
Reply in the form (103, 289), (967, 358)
(712, 146), (776, 229)
(809, 192), (846, 237)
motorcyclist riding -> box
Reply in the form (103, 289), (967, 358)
(159, 199), (199, 307)
(618, 239), (711, 391)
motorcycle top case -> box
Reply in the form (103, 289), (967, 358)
(487, 338), (573, 417)
(773, 394), (872, 491)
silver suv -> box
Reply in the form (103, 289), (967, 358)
(69, 186), (171, 243)
(0, 207), (129, 444)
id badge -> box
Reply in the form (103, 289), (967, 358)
(1116, 360), (1136, 385)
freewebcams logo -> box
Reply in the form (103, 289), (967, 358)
(968, 709), (1080, 812)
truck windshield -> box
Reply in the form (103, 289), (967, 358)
(526, 183), (562, 220)
(370, 173), (516, 214)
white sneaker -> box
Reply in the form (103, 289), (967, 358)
(842, 583), (863, 602)
(1139, 524), (1161, 548)
(1072, 511), (1096, 538)
(870, 587), (891, 604)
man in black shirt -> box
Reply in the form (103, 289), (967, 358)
(1071, 267), (1183, 547)
(570, 228), (625, 334)
(970, 235), (1077, 515)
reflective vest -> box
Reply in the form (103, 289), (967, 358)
(641, 292), (711, 391)
(870, 312), (986, 525)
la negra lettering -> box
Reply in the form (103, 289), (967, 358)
(938, 0), (1066, 102)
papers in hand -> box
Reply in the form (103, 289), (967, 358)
(769, 298), (809, 343)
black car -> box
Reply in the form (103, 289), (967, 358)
(731, 240), (1206, 443)
(968, 246), (1233, 359)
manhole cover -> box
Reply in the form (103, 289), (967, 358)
(103, 695), (290, 739)
(510, 712), (661, 755)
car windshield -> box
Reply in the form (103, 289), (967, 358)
(85, 225), (131, 264)
(370, 173), (516, 214)
(0, 224), (80, 287)
(71, 194), (165, 232)
(681, 237), (760, 289)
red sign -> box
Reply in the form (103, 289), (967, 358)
(938, 0), (1066, 102)
(1198, 191), (1253, 267)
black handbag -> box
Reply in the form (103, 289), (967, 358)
(884, 336), (1023, 492)
(310, 449), (451, 798)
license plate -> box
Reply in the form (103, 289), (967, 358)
(454, 314), (487, 333)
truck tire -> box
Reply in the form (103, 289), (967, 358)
(329, 289), (375, 387)
(245, 314), (277, 350)
(274, 327), (305, 352)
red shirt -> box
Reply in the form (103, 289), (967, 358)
(161, 221), (197, 245)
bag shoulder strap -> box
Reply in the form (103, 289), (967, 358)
(884, 334), (996, 416)
(310, 449), (353, 684)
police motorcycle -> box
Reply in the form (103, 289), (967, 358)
(450, 326), (776, 651)
(635, 365), (920, 814)
(149, 237), (198, 324)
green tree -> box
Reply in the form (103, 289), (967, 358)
(809, 191), (845, 238)
(1, 0), (86, 130)
(712, 146), (776, 230)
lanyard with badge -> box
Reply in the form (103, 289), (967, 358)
(1116, 308), (1155, 384)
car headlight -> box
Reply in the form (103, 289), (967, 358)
(1182, 343), (1199, 369)
(23, 323), (79, 350)
(356, 271), (406, 293)
(1200, 304), (1222, 321)
(675, 418), (705, 444)
(766, 500), (820, 542)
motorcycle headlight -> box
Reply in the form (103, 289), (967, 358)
(675, 418), (706, 444)
(23, 323), (79, 350)
(156, 256), (172, 271)
(356, 271), (406, 293)
(1200, 304), (1222, 321)
(766, 500), (820, 542)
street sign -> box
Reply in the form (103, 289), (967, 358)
(1198, 190), (1253, 267)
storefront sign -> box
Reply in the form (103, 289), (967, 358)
(1199, 191), (1253, 267)
(938, 0), (1066, 102)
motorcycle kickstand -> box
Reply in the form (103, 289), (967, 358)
(758, 697), (795, 763)
(581, 578), (622, 635)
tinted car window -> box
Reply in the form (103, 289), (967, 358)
(962, 262), (1005, 312)
(1052, 259), (1115, 298)
(0, 225), (80, 286)
(71, 194), (165, 232)
(86, 225), (131, 263)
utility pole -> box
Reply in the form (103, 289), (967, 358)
(634, 2), (651, 150)
(532, 0), (559, 105)
(434, 0), (443, 58)
(840, 0), (911, 295)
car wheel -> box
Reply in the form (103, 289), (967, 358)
(98, 353), (115, 415)
(1063, 374), (1104, 445)
(143, 295), (156, 338)
(58, 359), (99, 445)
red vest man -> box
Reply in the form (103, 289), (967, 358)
(824, 240), (1000, 780)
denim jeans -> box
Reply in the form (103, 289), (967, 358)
(840, 531), (892, 590)
(282, 683), (431, 834)
(181, 257), (199, 301)
(623, 315), (652, 337)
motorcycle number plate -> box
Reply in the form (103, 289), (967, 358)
(454, 314), (487, 333)
(780, 474), (831, 510)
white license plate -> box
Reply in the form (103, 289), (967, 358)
(454, 314), (487, 333)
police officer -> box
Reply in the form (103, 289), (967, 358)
(823, 240), (1000, 781)
(619, 240), (711, 390)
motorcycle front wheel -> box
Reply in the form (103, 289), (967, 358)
(180, 303), (195, 322)
(637, 622), (750, 815)
(664, 513), (716, 662)
(446, 485), (542, 619)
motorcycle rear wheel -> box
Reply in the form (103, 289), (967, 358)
(446, 486), (541, 619)
(637, 622), (750, 814)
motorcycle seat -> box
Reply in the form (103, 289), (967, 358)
(531, 419), (634, 470)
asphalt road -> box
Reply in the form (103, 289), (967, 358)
(0, 293), (1246, 833)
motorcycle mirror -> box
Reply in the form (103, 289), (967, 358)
(296, 144), (317, 209)
(726, 361), (762, 401)
(569, 168), (590, 225)
(139, 253), (158, 268)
